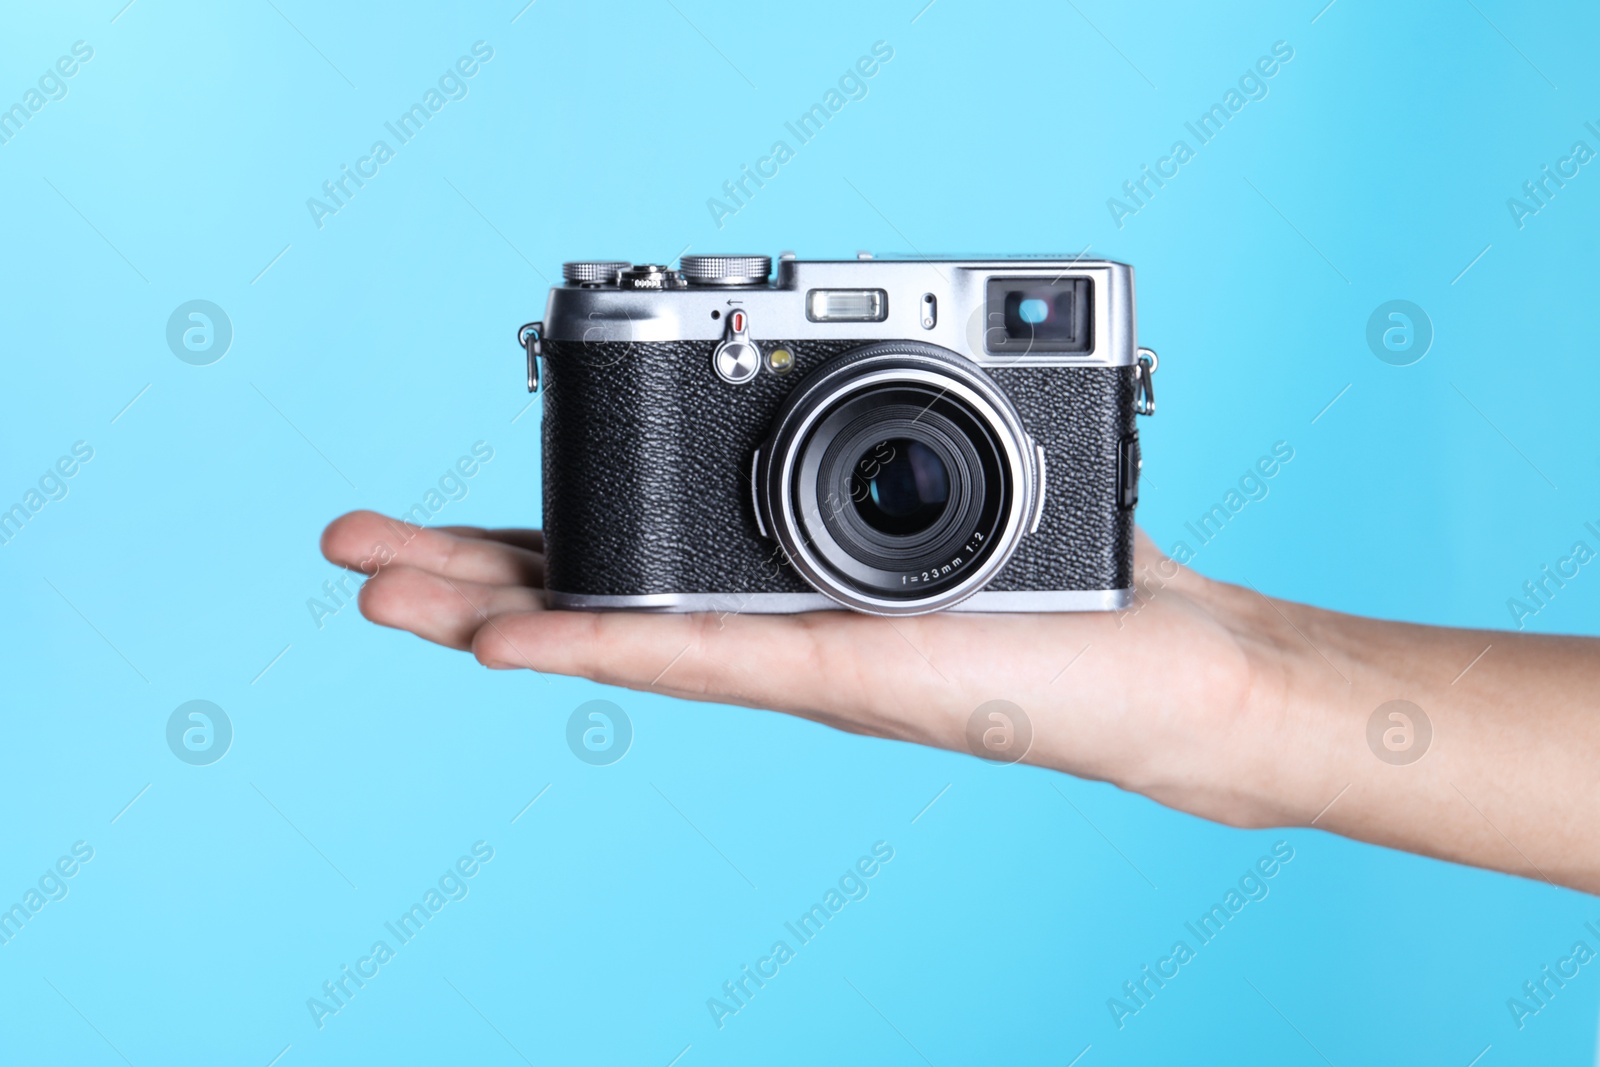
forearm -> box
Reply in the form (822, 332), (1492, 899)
(1217, 583), (1600, 894)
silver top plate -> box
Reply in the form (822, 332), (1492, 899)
(541, 256), (1138, 368)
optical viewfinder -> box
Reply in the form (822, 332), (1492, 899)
(984, 277), (1092, 354)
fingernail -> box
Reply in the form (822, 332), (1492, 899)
(484, 661), (519, 670)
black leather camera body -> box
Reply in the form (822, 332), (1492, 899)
(519, 254), (1157, 616)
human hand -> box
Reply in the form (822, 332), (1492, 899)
(319, 509), (1311, 831)
(322, 509), (1600, 892)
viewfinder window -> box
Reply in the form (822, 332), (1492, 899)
(984, 277), (1092, 354)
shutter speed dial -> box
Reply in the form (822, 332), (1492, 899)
(681, 255), (771, 286)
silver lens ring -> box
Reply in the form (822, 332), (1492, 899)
(755, 342), (1039, 615)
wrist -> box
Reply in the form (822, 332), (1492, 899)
(1163, 577), (1363, 830)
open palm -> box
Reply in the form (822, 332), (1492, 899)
(321, 510), (1276, 826)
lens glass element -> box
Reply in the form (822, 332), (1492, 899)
(850, 439), (950, 536)
(795, 384), (1009, 603)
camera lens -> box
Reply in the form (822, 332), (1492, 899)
(850, 439), (950, 536)
(755, 342), (1040, 615)
(809, 397), (994, 587)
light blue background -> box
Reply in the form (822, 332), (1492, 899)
(3, 0), (1598, 1063)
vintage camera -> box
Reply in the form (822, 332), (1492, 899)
(517, 253), (1157, 616)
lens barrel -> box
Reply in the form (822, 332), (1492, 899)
(754, 342), (1040, 615)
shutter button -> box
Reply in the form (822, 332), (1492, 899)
(713, 310), (761, 384)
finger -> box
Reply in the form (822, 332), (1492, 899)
(322, 510), (543, 586)
(469, 609), (959, 742)
(434, 526), (544, 553)
(359, 564), (544, 650)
